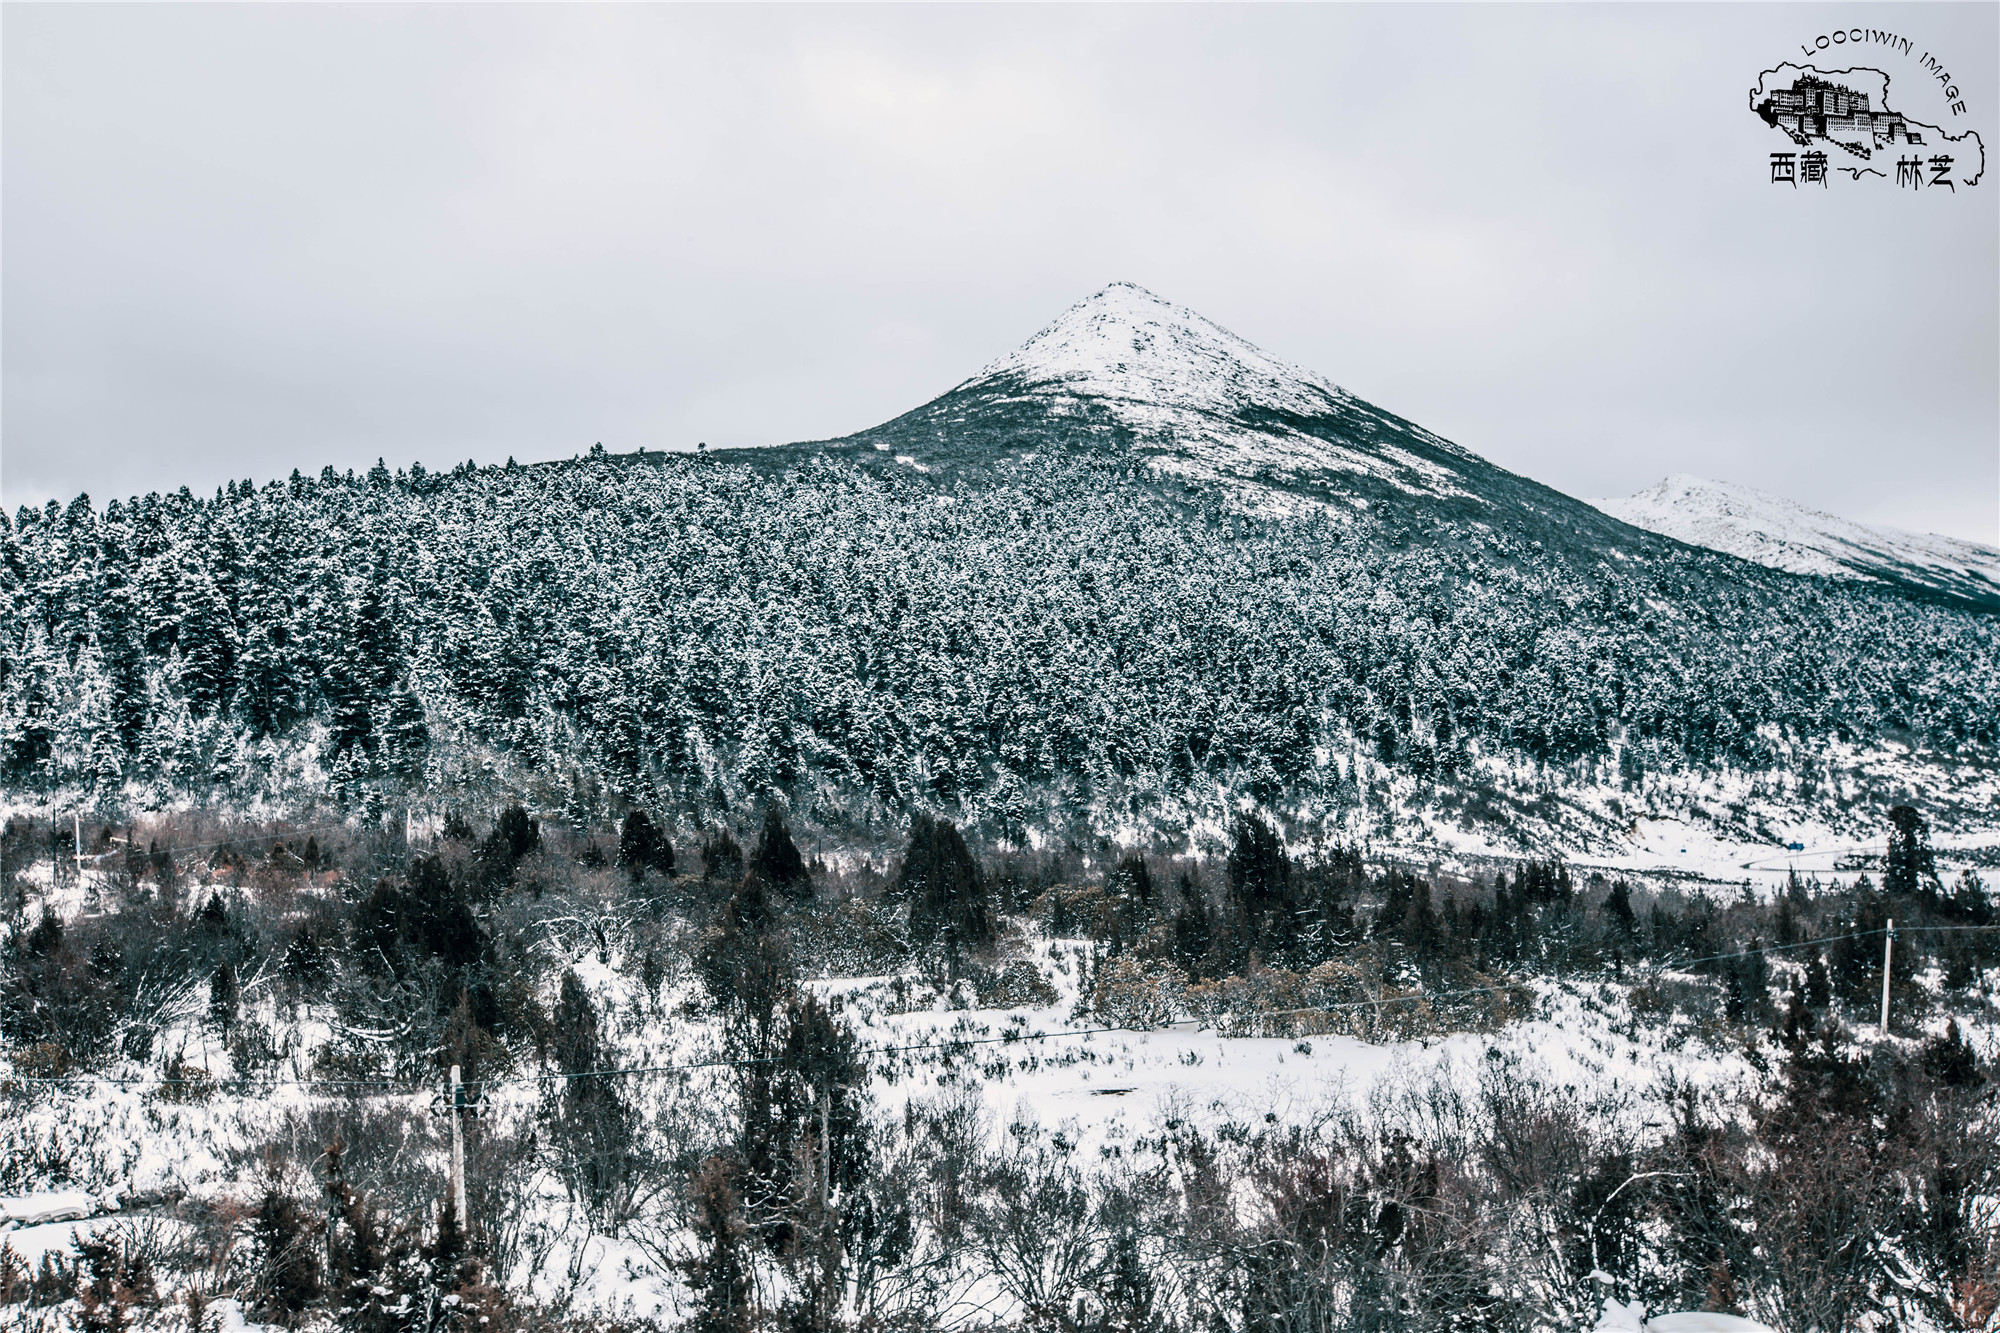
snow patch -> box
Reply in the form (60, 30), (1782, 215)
(0, 1191), (98, 1228)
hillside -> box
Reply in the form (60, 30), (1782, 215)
(3, 285), (1998, 861)
(1593, 474), (2000, 612)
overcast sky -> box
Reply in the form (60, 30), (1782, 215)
(4, 3), (1995, 544)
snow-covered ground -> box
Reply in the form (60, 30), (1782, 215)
(824, 957), (1762, 1164)
(10, 910), (1992, 1327)
(5, 742), (1996, 1327)
(0, 989), (1738, 1324)
(1238, 738), (2000, 900)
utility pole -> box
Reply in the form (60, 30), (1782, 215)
(1879, 919), (1895, 1038)
(320, 1140), (344, 1284)
(449, 1065), (468, 1234)
(818, 1076), (833, 1333)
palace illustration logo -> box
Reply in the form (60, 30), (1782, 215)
(1751, 32), (1984, 189)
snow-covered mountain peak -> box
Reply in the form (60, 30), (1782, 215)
(907, 282), (1485, 512)
(1591, 474), (2000, 608)
(964, 282), (1348, 420)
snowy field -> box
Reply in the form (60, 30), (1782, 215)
(6, 915), (1993, 1328)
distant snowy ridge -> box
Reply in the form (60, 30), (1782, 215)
(1591, 475), (2000, 609)
(953, 282), (1478, 505)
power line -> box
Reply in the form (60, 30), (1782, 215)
(10, 923), (1995, 1094)
(518, 923), (1964, 1084)
(63, 819), (359, 861)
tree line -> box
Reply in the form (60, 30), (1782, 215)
(3, 451), (1996, 833)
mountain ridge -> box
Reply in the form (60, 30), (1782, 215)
(713, 283), (1679, 571)
(695, 283), (1999, 614)
(1592, 474), (2000, 612)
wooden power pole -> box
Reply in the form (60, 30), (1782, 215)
(449, 1064), (468, 1233)
(1879, 918), (1895, 1038)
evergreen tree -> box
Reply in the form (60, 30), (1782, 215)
(699, 870), (792, 1038)
(1170, 877), (1215, 979)
(1605, 879), (1637, 942)
(1950, 870), (1991, 924)
(896, 815), (992, 964)
(1803, 949), (1832, 1010)
(247, 1185), (323, 1321)
(1226, 814), (1296, 961)
(405, 854), (483, 973)
(1828, 882), (1893, 1008)
(1227, 815), (1291, 920)
(702, 828), (744, 884)
(354, 563), (403, 696)
(208, 963), (240, 1034)
(321, 597), (375, 760)
(1724, 940), (1769, 1024)
(619, 809), (675, 883)
(1400, 876), (1441, 962)
(737, 990), (872, 1281)
(379, 683), (429, 780)
(0, 630), (59, 787)
(1922, 1018), (1981, 1087)
(95, 580), (151, 755)
(1774, 892), (1798, 946)
(175, 572), (237, 717)
(546, 970), (635, 1227)
(1112, 853), (1154, 905)
(1884, 805), (1937, 899)
(681, 1159), (752, 1333)
(749, 806), (810, 900)
(476, 805), (540, 889)
(233, 619), (300, 739)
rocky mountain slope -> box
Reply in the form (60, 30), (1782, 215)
(1592, 474), (2000, 612)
